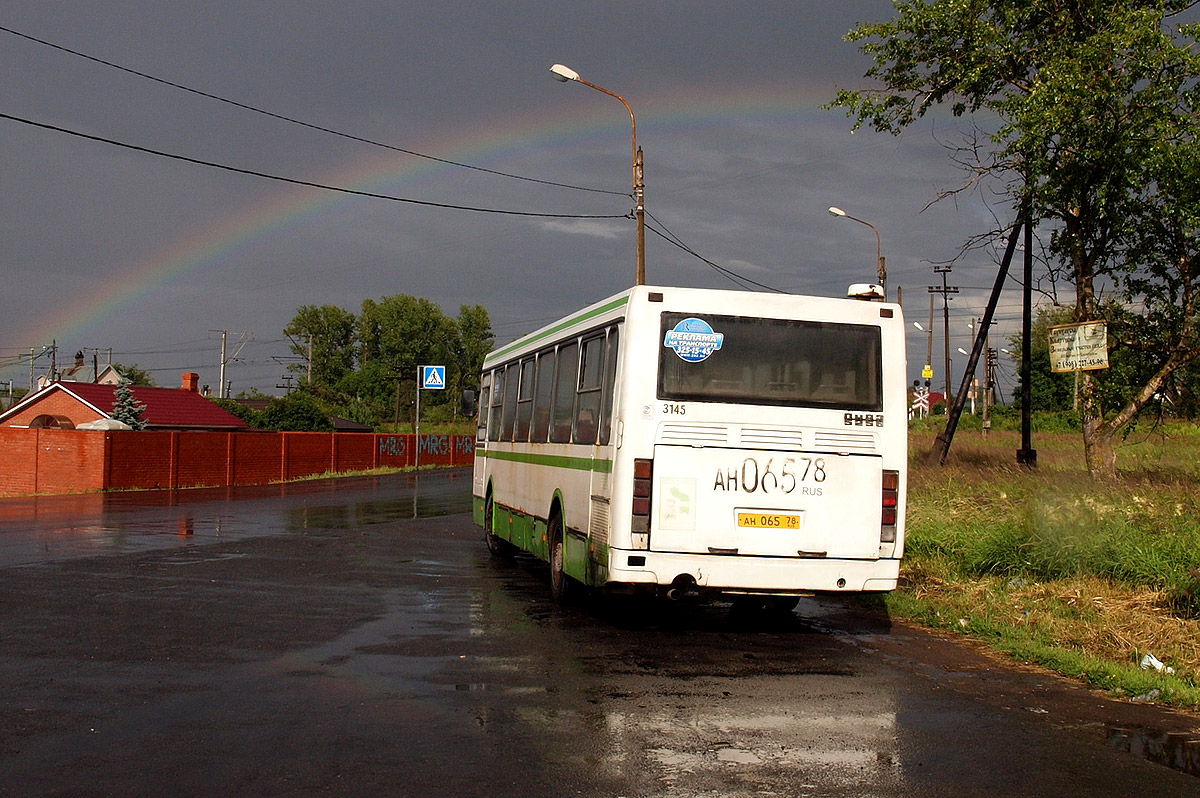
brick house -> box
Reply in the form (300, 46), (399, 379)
(0, 373), (248, 431)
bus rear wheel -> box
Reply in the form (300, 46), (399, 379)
(548, 514), (572, 603)
(484, 496), (516, 558)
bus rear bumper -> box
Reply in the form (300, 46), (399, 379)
(606, 551), (899, 594)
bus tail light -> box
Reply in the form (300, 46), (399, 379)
(631, 458), (652, 550)
(880, 469), (899, 543)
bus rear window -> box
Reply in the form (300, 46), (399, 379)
(658, 312), (882, 411)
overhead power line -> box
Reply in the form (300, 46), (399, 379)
(0, 23), (627, 198)
(644, 210), (785, 293)
(0, 111), (632, 220)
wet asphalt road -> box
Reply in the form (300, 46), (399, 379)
(1, 468), (1197, 797)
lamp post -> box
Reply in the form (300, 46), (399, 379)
(828, 207), (886, 298)
(913, 318), (933, 386)
(551, 64), (645, 286)
(957, 347), (976, 415)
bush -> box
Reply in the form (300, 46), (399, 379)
(211, 398), (260, 425)
(257, 394), (333, 432)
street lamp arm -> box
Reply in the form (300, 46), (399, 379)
(550, 65), (636, 168)
(581, 81), (636, 162)
(828, 206), (886, 296)
(550, 63), (645, 285)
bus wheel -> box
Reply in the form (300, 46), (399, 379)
(484, 496), (515, 558)
(548, 514), (572, 603)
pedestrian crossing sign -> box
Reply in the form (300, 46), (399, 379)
(421, 365), (446, 390)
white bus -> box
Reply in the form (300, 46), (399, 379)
(472, 284), (906, 605)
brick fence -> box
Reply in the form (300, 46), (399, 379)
(0, 428), (475, 497)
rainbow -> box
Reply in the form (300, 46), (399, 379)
(16, 82), (869, 348)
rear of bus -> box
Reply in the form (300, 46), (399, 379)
(607, 285), (906, 598)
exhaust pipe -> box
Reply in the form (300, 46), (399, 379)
(667, 573), (698, 601)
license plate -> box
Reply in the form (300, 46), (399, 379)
(737, 512), (801, 530)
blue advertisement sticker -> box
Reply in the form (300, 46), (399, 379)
(664, 317), (724, 363)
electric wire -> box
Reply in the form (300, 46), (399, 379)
(0, 23), (627, 198)
(644, 211), (786, 293)
(0, 111), (631, 220)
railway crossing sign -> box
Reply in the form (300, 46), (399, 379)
(911, 386), (930, 418)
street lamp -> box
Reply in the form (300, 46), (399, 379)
(551, 64), (645, 286)
(828, 206), (886, 298)
(913, 314), (934, 385)
(957, 349), (976, 414)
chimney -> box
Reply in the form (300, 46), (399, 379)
(181, 372), (200, 393)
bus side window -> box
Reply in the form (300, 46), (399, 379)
(487, 368), (505, 442)
(550, 340), (578, 443)
(574, 334), (604, 445)
(530, 348), (554, 443)
(476, 373), (491, 443)
(500, 362), (519, 441)
(514, 358), (535, 441)
(599, 326), (619, 445)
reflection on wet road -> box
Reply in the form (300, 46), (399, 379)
(0, 468), (472, 566)
(0, 469), (1197, 796)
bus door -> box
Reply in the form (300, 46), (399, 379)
(579, 329), (619, 549)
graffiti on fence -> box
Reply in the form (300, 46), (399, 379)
(419, 435), (450, 455)
(378, 436), (408, 457)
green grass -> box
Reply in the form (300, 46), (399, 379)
(891, 422), (1200, 709)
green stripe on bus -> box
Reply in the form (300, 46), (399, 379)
(485, 294), (630, 365)
(477, 448), (614, 474)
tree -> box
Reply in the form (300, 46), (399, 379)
(1009, 306), (1076, 413)
(831, 1), (1200, 478)
(336, 359), (397, 424)
(111, 363), (156, 386)
(276, 294), (492, 428)
(210, 398), (259, 425)
(454, 304), (494, 397)
(359, 295), (458, 413)
(283, 304), (357, 388)
(111, 384), (148, 429)
(256, 393), (333, 432)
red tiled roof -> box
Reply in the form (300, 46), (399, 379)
(17, 383), (248, 430)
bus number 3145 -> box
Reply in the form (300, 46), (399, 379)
(713, 457), (826, 493)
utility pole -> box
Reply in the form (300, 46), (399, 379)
(307, 334), (313, 384)
(929, 204), (1025, 465)
(1017, 205), (1037, 467)
(969, 317), (980, 415)
(926, 294), (934, 380)
(215, 330), (228, 398)
(983, 344), (997, 436)
(211, 330), (251, 399)
(392, 371), (404, 429)
(928, 269), (958, 407)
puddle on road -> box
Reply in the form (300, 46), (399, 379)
(0, 470), (473, 567)
(287, 493), (470, 531)
(1107, 725), (1200, 778)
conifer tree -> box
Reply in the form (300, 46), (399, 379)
(112, 384), (148, 430)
